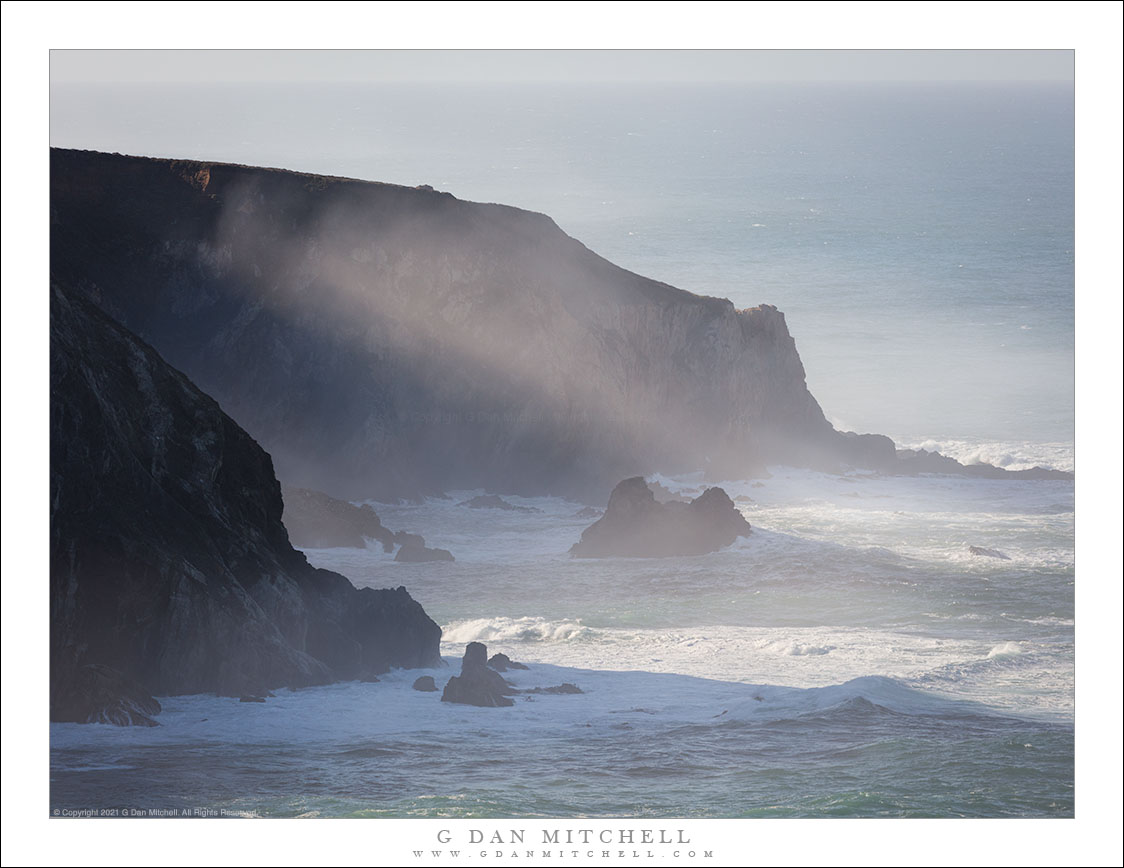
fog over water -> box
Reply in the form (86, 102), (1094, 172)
(51, 81), (1074, 463)
(48, 78), (1077, 821)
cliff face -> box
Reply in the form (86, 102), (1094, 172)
(50, 149), (889, 502)
(50, 283), (441, 719)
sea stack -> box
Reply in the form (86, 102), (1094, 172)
(441, 643), (517, 708)
(570, 477), (752, 558)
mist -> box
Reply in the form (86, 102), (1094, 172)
(50, 80), (1074, 459)
(47, 69), (1078, 828)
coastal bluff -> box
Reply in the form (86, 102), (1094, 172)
(50, 283), (442, 724)
(50, 148), (897, 503)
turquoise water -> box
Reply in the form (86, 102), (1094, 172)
(49, 82), (1074, 818)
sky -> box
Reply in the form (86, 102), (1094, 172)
(49, 48), (1074, 84)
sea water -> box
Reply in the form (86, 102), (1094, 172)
(50, 470), (1074, 818)
(48, 82), (1074, 817)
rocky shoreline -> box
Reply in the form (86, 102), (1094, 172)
(50, 284), (441, 725)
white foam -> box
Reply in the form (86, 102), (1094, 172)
(722, 675), (989, 723)
(290, 466), (1073, 724)
(896, 438), (1074, 473)
(442, 616), (594, 645)
(987, 641), (1025, 659)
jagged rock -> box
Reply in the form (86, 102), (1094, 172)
(573, 506), (603, 519)
(49, 664), (162, 727)
(49, 284), (442, 721)
(395, 543), (455, 563)
(441, 642), (516, 707)
(281, 486), (395, 550)
(412, 676), (438, 692)
(488, 653), (530, 672)
(570, 477), (752, 558)
(969, 545), (1012, 560)
(522, 683), (583, 695)
(457, 494), (541, 513)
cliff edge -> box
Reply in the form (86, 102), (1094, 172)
(50, 149), (893, 502)
(50, 282), (442, 721)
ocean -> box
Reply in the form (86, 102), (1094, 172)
(48, 81), (1074, 818)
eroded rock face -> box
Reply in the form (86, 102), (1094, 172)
(281, 486), (395, 550)
(50, 284), (442, 723)
(49, 148), (1070, 511)
(570, 477), (752, 558)
(441, 642), (516, 708)
(49, 149), (898, 504)
(49, 665), (162, 727)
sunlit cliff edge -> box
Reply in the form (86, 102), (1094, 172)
(50, 149), (1069, 502)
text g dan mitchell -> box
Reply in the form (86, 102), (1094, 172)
(438, 829), (693, 845)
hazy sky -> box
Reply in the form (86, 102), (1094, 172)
(50, 49), (1074, 85)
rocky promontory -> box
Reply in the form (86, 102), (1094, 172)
(50, 284), (442, 724)
(281, 485), (455, 561)
(281, 485), (396, 550)
(570, 477), (752, 558)
(49, 148), (1071, 510)
(49, 148), (915, 503)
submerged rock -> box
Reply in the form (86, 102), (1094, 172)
(239, 695), (267, 703)
(522, 683), (583, 695)
(441, 642), (516, 708)
(572, 506), (604, 519)
(412, 676), (438, 692)
(570, 477), (752, 558)
(895, 448), (1072, 480)
(457, 494), (542, 513)
(969, 545), (1012, 560)
(395, 542), (455, 563)
(488, 653), (530, 672)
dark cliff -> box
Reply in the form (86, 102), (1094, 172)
(50, 283), (442, 721)
(50, 148), (892, 502)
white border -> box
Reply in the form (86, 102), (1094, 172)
(4, 3), (1121, 866)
